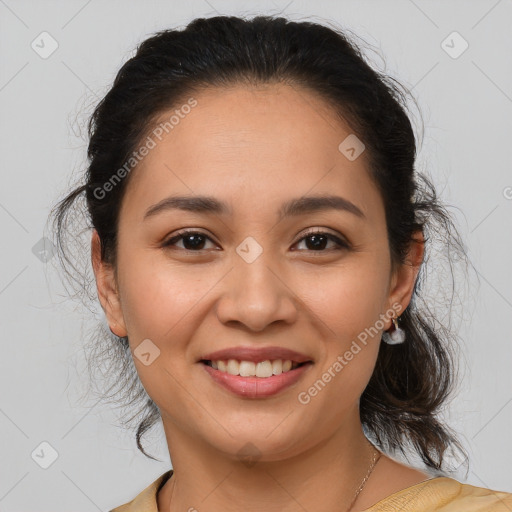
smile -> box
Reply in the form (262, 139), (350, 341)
(202, 358), (307, 377)
(200, 359), (313, 398)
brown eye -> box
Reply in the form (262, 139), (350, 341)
(162, 229), (350, 253)
(162, 230), (215, 251)
(293, 230), (350, 252)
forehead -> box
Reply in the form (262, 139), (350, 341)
(120, 83), (382, 222)
(149, 83), (356, 165)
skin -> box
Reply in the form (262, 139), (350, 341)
(92, 83), (427, 512)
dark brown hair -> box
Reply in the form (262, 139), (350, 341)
(49, 14), (470, 473)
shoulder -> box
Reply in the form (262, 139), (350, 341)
(365, 476), (512, 512)
(109, 470), (173, 512)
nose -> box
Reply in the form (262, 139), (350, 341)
(215, 251), (298, 332)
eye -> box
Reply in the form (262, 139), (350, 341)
(162, 228), (350, 253)
(162, 230), (217, 251)
(293, 229), (350, 252)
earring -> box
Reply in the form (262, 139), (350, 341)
(382, 316), (406, 345)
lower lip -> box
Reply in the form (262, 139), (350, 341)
(201, 362), (313, 398)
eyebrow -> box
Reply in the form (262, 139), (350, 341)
(143, 194), (365, 221)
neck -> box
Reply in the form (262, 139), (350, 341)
(158, 411), (378, 512)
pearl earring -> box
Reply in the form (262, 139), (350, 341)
(382, 316), (406, 345)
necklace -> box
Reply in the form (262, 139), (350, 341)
(163, 445), (381, 512)
(345, 445), (381, 512)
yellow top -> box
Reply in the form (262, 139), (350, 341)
(110, 470), (512, 512)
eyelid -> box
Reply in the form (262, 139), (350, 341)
(295, 227), (348, 243)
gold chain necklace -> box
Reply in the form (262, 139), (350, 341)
(346, 446), (381, 512)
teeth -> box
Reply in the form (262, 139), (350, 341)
(256, 360), (273, 378)
(272, 359), (282, 375)
(209, 359), (300, 377)
(239, 361), (255, 377)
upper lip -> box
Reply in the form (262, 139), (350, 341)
(199, 346), (313, 364)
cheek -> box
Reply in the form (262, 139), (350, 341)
(118, 252), (207, 341)
(115, 257), (212, 411)
(297, 256), (391, 343)
(116, 254), (225, 385)
(292, 257), (389, 401)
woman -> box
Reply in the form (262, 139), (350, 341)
(50, 14), (512, 512)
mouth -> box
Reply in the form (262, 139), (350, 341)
(197, 346), (314, 397)
(200, 358), (312, 377)
(199, 357), (314, 399)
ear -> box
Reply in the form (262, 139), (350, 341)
(91, 229), (127, 337)
(384, 229), (425, 328)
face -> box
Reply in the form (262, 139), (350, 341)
(93, 83), (421, 461)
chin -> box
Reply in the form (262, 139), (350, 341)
(202, 423), (312, 464)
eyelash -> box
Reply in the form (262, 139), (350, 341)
(162, 228), (350, 253)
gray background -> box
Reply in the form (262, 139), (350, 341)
(1, 0), (511, 510)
